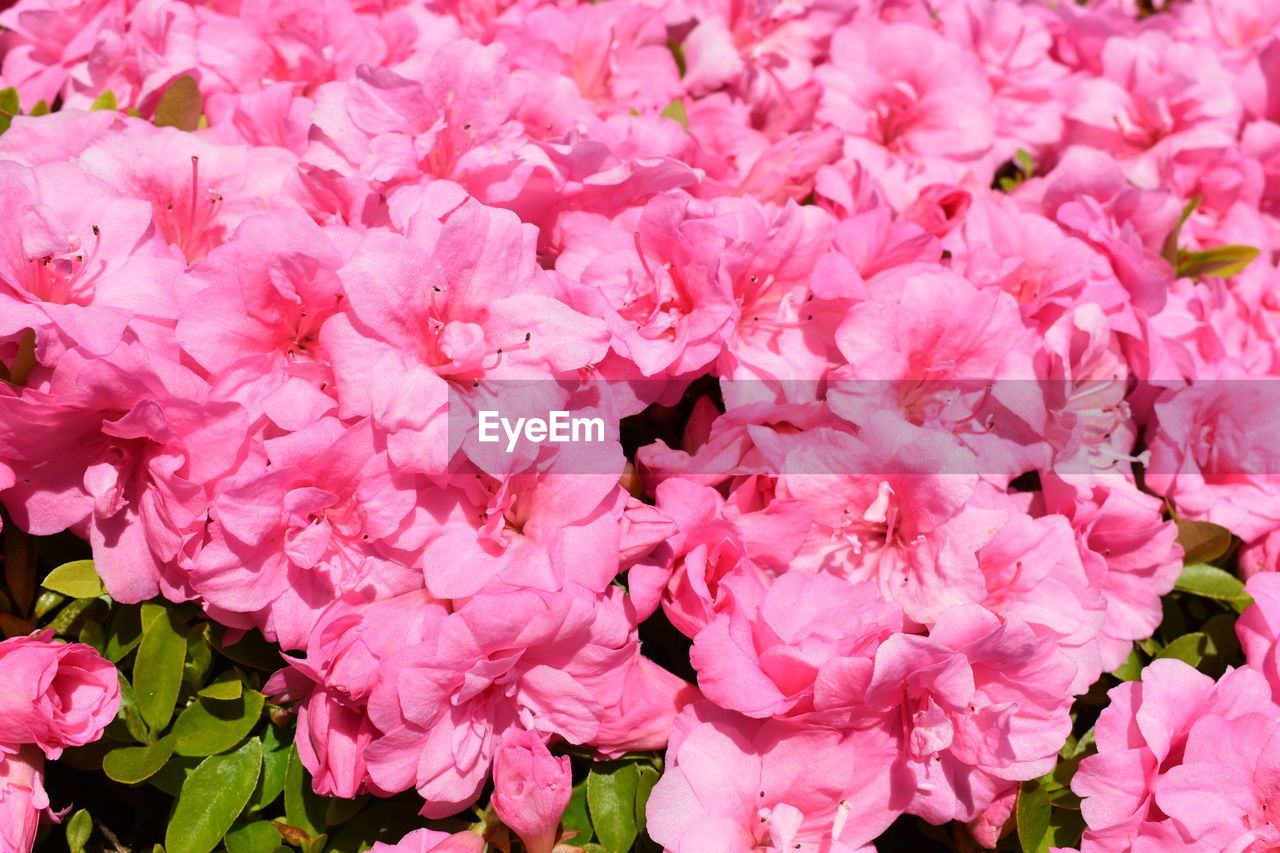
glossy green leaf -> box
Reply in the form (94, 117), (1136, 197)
(587, 761), (640, 853)
(103, 734), (177, 784)
(153, 75), (203, 131)
(224, 821), (281, 853)
(134, 604), (188, 732)
(252, 723), (289, 812)
(1176, 244), (1260, 280)
(66, 808), (93, 853)
(562, 778), (595, 844)
(199, 672), (243, 700)
(1156, 632), (1208, 667)
(172, 689), (265, 757)
(634, 764), (659, 836)
(1017, 776), (1053, 853)
(28, 100), (49, 117)
(284, 744), (325, 836)
(1175, 563), (1253, 612)
(165, 737), (263, 853)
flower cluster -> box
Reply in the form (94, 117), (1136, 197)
(0, 0), (1277, 849)
(0, 634), (119, 850)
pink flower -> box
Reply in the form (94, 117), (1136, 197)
(363, 587), (636, 817)
(1071, 660), (1276, 852)
(864, 606), (1076, 824)
(690, 571), (902, 720)
(816, 21), (997, 208)
(190, 417), (425, 650)
(371, 829), (484, 853)
(0, 344), (258, 603)
(0, 632), (120, 760)
(491, 729), (572, 853)
(174, 210), (349, 431)
(0, 745), (47, 853)
(646, 702), (905, 853)
(1238, 573), (1280, 701)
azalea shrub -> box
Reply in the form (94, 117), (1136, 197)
(1, 0), (1280, 851)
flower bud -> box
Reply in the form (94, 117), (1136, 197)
(490, 730), (572, 853)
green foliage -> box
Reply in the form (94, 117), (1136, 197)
(66, 809), (93, 853)
(41, 560), (106, 599)
(1175, 563), (1252, 612)
(586, 757), (663, 853)
(166, 737), (263, 853)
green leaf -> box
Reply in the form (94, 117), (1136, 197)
(1175, 563), (1253, 612)
(103, 734), (177, 784)
(116, 673), (152, 744)
(171, 689), (265, 757)
(1175, 518), (1234, 564)
(1156, 632), (1208, 667)
(1161, 195), (1201, 264)
(659, 98), (688, 131)
(66, 808), (93, 853)
(634, 764), (659, 836)
(34, 589), (65, 619)
(147, 753), (202, 798)
(284, 744), (325, 836)
(587, 761), (640, 853)
(1176, 244), (1260, 280)
(1017, 776), (1053, 853)
(29, 100), (49, 117)
(89, 90), (118, 111)
(225, 821), (281, 853)
(153, 74), (203, 131)
(134, 603), (189, 732)
(252, 723), (289, 812)
(0, 87), (19, 134)
(165, 737), (263, 853)
(104, 605), (143, 663)
(48, 597), (96, 636)
(562, 778), (594, 844)
(41, 560), (105, 599)
(183, 621), (215, 688)
(1111, 646), (1143, 681)
(199, 672), (244, 700)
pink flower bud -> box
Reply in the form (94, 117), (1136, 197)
(0, 745), (47, 853)
(490, 730), (572, 853)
